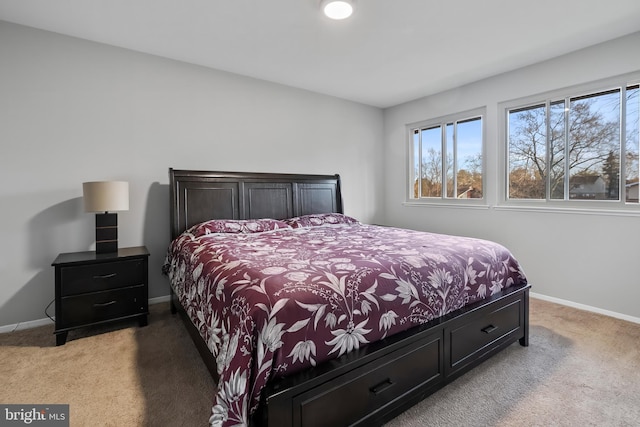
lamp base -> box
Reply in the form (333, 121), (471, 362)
(95, 213), (118, 254)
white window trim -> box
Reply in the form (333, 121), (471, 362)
(497, 71), (640, 214)
(405, 106), (487, 206)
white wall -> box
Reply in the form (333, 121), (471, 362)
(0, 21), (384, 327)
(383, 31), (640, 320)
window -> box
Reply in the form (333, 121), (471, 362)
(409, 109), (484, 201)
(506, 84), (640, 205)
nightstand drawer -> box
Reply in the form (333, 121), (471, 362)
(60, 259), (145, 296)
(57, 285), (147, 329)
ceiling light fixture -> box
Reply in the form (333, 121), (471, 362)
(321, 0), (354, 20)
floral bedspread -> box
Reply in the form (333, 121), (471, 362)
(162, 216), (527, 427)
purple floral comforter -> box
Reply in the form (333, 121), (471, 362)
(162, 215), (527, 427)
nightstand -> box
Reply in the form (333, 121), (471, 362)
(52, 246), (150, 345)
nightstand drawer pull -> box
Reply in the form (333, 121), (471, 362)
(93, 300), (117, 308)
(481, 324), (498, 334)
(93, 273), (117, 280)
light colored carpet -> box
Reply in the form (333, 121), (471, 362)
(385, 299), (640, 427)
(1, 298), (639, 426)
(0, 304), (215, 426)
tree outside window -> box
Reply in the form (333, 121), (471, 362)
(411, 114), (483, 201)
(507, 86), (639, 203)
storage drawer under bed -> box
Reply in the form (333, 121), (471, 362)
(291, 332), (443, 427)
(255, 284), (529, 427)
(446, 294), (525, 378)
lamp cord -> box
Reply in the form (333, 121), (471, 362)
(44, 298), (55, 322)
(8, 299), (55, 333)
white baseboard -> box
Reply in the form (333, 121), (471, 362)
(530, 292), (640, 325)
(0, 317), (53, 333)
(3, 293), (638, 333)
(0, 295), (172, 334)
(149, 295), (171, 305)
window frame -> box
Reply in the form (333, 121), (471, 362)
(405, 107), (487, 207)
(498, 72), (640, 215)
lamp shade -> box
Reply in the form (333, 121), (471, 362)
(83, 181), (129, 213)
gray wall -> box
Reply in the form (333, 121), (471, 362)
(383, 31), (640, 319)
(3, 19), (639, 328)
(0, 21), (384, 327)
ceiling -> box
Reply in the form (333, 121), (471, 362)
(1, 0), (640, 108)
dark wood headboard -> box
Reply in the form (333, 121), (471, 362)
(169, 169), (344, 240)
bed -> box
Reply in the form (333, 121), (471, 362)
(163, 169), (530, 427)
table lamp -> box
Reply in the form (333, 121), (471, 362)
(83, 181), (129, 254)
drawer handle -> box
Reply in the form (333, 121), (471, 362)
(370, 378), (394, 395)
(94, 300), (117, 308)
(93, 273), (117, 280)
(481, 324), (498, 334)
